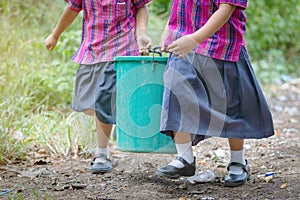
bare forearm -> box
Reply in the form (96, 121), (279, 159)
(52, 7), (79, 39)
(135, 6), (149, 35)
(191, 4), (235, 43)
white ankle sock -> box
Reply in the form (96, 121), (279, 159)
(95, 147), (109, 155)
(169, 142), (194, 168)
(229, 149), (246, 175)
(95, 147), (109, 163)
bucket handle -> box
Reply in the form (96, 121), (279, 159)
(142, 46), (166, 71)
(149, 46), (163, 57)
(150, 46), (162, 71)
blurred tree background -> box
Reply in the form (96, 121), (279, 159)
(0, 0), (299, 163)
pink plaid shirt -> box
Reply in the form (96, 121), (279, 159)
(166, 0), (248, 62)
(66, 0), (151, 64)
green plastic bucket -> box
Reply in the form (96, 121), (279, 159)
(114, 56), (176, 154)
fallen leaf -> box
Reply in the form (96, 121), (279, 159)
(37, 148), (48, 154)
(188, 190), (205, 195)
(34, 160), (48, 165)
(274, 130), (281, 136)
(280, 183), (288, 189)
(178, 183), (187, 190)
(178, 197), (190, 200)
(264, 176), (273, 183)
(53, 186), (65, 191)
(201, 197), (215, 200)
(289, 118), (298, 123)
(71, 183), (87, 190)
(197, 160), (206, 165)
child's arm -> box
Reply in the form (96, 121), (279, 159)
(45, 7), (79, 51)
(135, 5), (152, 55)
(168, 3), (236, 58)
(159, 20), (170, 52)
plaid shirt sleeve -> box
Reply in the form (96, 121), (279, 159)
(66, 0), (82, 12)
(132, 0), (152, 9)
(219, 0), (247, 10)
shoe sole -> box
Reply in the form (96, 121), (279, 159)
(224, 175), (250, 187)
(91, 168), (112, 174)
(155, 171), (180, 179)
(155, 171), (195, 179)
(224, 180), (246, 187)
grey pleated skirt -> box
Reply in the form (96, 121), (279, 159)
(160, 46), (274, 145)
(71, 62), (116, 124)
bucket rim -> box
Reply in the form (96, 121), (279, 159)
(114, 56), (168, 62)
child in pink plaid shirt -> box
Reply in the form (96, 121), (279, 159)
(45, 0), (151, 174)
(156, 0), (274, 187)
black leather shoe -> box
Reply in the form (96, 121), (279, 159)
(224, 160), (250, 187)
(155, 156), (196, 179)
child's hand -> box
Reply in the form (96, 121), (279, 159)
(137, 34), (152, 55)
(45, 34), (59, 51)
(168, 34), (199, 58)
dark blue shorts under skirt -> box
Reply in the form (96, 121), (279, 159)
(160, 47), (274, 145)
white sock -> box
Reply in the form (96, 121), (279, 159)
(229, 149), (246, 175)
(95, 147), (109, 163)
(169, 142), (194, 168)
(95, 146), (109, 155)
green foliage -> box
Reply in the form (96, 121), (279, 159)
(147, 0), (171, 46)
(245, 0), (300, 80)
(0, 0), (87, 163)
(251, 49), (289, 84)
(0, 128), (28, 164)
(246, 0), (300, 58)
(148, 0), (171, 16)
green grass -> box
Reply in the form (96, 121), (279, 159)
(0, 1), (90, 163)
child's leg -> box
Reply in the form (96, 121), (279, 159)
(228, 138), (244, 150)
(170, 132), (194, 167)
(225, 138), (250, 187)
(91, 118), (115, 174)
(95, 118), (112, 151)
(156, 132), (195, 178)
(228, 138), (246, 174)
(82, 110), (112, 154)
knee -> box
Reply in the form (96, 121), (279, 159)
(83, 110), (95, 116)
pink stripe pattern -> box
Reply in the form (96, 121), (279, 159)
(66, 0), (151, 64)
(166, 0), (248, 62)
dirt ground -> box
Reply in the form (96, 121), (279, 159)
(1, 80), (300, 200)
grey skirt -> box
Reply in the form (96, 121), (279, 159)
(160, 46), (274, 145)
(71, 62), (116, 124)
